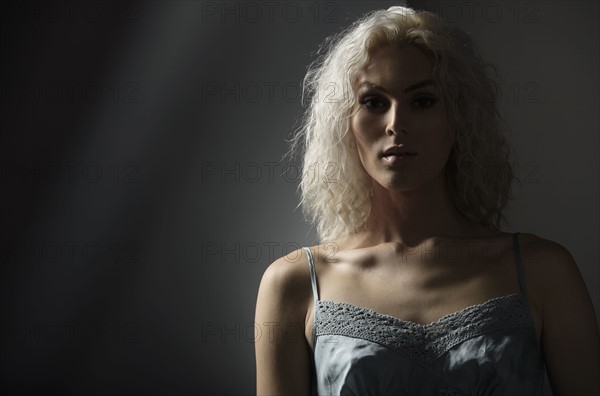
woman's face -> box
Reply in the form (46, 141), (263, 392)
(351, 44), (454, 191)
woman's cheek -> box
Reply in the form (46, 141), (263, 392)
(353, 114), (379, 140)
(351, 118), (375, 166)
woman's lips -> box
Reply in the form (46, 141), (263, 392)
(382, 145), (418, 156)
(382, 153), (418, 164)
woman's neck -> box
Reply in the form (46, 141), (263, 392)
(353, 177), (493, 247)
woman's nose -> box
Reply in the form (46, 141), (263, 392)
(386, 105), (408, 135)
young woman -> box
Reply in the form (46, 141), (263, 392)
(255, 5), (600, 395)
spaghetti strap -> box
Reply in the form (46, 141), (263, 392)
(512, 232), (528, 296)
(304, 247), (320, 307)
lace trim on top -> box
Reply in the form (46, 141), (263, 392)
(315, 292), (533, 367)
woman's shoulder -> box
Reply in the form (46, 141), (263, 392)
(258, 244), (327, 315)
(514, 232), (583, 305)
(516, 232), (576, 265)
(518, 233), (600, 396)
(262, 247), (310, 290)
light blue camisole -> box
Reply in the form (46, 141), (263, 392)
(303, 232), (546, 396)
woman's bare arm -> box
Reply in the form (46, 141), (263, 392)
(531, 238), (600, 395)
(255, 250), (312, 396)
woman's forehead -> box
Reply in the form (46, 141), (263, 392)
(357, 45), (435, 89)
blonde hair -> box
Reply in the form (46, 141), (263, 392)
(284, 5), (519, 243)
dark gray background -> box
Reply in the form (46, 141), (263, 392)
(0, 1), (597, 395)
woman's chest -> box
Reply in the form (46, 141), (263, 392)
(304, 238), (543, 349)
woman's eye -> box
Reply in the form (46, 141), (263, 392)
(414, 96), (437, 109)
(359, 97), (386, 109)
(358, 95), (438, 111)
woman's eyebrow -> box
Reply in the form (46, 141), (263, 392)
(358, 79), (436, 93)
